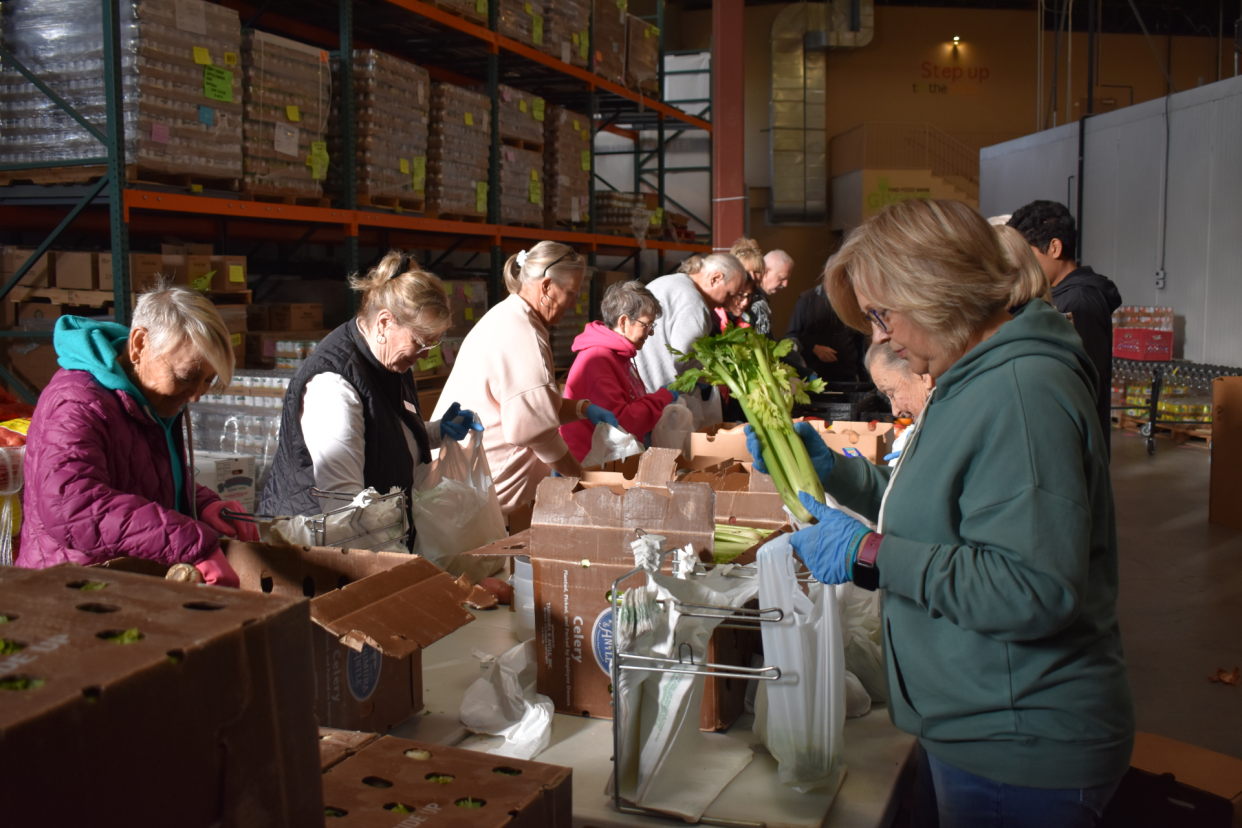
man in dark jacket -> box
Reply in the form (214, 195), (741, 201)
(1009, 201), (1122, 453)
(785, 283), (866, 384)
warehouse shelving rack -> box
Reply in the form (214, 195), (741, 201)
(0, 0), (713, 399)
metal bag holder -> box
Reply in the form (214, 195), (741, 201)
(220, 487), (410, 551)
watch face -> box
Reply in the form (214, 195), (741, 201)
(854, 561), (880, 591)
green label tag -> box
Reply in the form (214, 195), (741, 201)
(579, 30), (589, 59)
(411, 156), (426, 192)
(203, 66), (234, 102)
(476, 0), (487, 12)
(191, 272), (214, 292)
(476, 181), (488, 213)
(307, 141), (329, 180)
(581, 150), (591, 171)
(532, 97), (545, 122)
(417, 343), (444, 372)
(529, 180), (543, 204)
(532, 14), (543, 45)
(650, 207), (664, 226)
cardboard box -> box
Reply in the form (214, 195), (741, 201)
(1210, 377), (1242, 531)
(193, 451), (257, 513)
(688, 422), (750, 461)
(98, 253), (113, 291)
(1, 246), (53, 288)
(210, 254), (249, 292)
(129, 252), (164, 292)
(578, 447), (680, 493)
(321, 735), (573, 827)
(161, 242), (214, 256)
(266, 302), (324, 331)
(318, 727), (380, 771)
(1100, 732), (1242, 827)
(51, 251), (96, 290)
(15, 302), (62, 323)
(245, 328), (332, 369)
(797, 418), (896, 464)
(0, 564), (324, 825)
(684, 462), (791, 531)
(160, 253), (212, 288)
(529, 477), (752, 729)
(221, 541), (479, 733)
(3, 340), (59, 395)
(442, 279), (489, 337)
(212, 304), (248, 367)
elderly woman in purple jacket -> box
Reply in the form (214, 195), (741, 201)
(16, 285), (257, 585)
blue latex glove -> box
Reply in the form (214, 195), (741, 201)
(663, 383), (680, 401)
(585, 403), (620, 430)
(789, 492), (873, 585)
(439, 401), (484, 441)
(744, 422), (835, 483)
(883, 450), (901, 462)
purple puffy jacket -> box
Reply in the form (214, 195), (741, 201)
(16, 368), (222, 569)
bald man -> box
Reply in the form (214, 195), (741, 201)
(748, 249), (793, 337)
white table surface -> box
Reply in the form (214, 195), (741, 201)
(389, 607), (916, 828)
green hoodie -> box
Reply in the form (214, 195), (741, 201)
(826, 298), (1133, 789)
(53, 316), (186, 513)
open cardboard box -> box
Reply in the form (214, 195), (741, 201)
(0, 564), (324, 825)
(321, 734), (572, 827)
(682, 461), (791, 531)
(795, 417), (896, 464)
(1102, 732), (1242, 827)
(318, 726), (381, 771)
(527, 476), (756, 731)
(687, 421), (748, 462)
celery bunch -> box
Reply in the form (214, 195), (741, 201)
(714, 524), (774, 564)
(670, 327), (827, 522)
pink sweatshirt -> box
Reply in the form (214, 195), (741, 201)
(432, 294), (567, 515)
(560, 321), (674, 461)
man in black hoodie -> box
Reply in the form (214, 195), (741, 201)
(1009, 201), (1123, 453)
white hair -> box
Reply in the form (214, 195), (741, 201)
(764, 249), (794, 269)
(700, 252), (746, 284)
(865, 341), (912, 375)
(132, 282), (234, 390)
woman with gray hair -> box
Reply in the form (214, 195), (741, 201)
(433, 241), (619, 514)
(17, 283), (257, 586)
(559, 280), (678, 460)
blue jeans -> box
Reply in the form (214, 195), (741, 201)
(911, 744), (1120, 828)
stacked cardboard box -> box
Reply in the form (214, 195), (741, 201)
(500, 145), (545, 226)
(545, 0), (591, 68)
(428, 83), (492, 218)
(0, 0), (244, 182)
(0, 247), (53, 289)
(497, 84), (545, 148)
(548, 270), (590, 369)
(544, 106), (591, 227)
(594, 190), (654, 236)
(243, 301), (327, 369)
(498, 0), (543, 47)
(333, 49), (431, 209)
(591, 0), (628, 85)
(0, 565), (323, 823)
(212, 303), (248, 366)
(321, 734), (573, 826)
(432, 0), (487, 25)
(625, 13), (660, 96)
(441, 279), (489, 339)
(240, 29), (331, 199)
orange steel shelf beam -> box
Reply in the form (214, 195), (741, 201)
(122, 189), (710, 255)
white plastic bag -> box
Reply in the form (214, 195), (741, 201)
(410, 429), (507, 583)
(681, 386), (724, 430)
(268, 486), (408, 552)
(460, 639), (554, 760)
(837, 582), (886, 705)
(755, 535), (846, 793)
(651, 398), (694, 455)
(580, 422), (644, 468)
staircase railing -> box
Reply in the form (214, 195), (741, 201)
(829, 123), (979, 188)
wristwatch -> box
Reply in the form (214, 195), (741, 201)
(853, 532), (884, 591)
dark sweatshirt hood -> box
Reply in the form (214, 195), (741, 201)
(933, 299), (1097, 406)
(1053, 266), (1122, 313)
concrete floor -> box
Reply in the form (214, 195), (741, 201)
(1110, 428), (1242, 760)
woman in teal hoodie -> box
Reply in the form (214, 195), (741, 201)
(749, 199), (1133, 826)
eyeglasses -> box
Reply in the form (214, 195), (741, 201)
(867, 308), (890, 333)
(412, 332), (440, 356)
(631, 318), (657, 337)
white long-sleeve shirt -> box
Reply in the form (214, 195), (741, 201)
(300, 372), (442, 511)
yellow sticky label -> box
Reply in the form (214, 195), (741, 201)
(193, 46), (212, 65)
(579, 30), (589, 59)
(581, 150), (591, 171)
(519, 99), (527, 114)
(394, 203), (404, 214)
(231, 332), (242, 347)
(229, 264), (245, 283)
(475, 181), (488, 213)
(572, 32), (579, 45)
(411, 156), (426, 191)
(308, 141), (329, 180)
(464, 307), (474, 321)
(224, 52), (237, 66)
(529, 180), (542, 204)
(476, 0), (487, 12)
(573, 119), (580, 130)
(464, 284), (474, 300)
(465, 112), (474, 126)
(524, 1), (531, 11)
(191, 183), (204, 193)
(399, 158), (410, 174)
(532, 97), (545, 122)
(581, 129), (589, 140)
(286, 105), (300, 122)
(417, 343), (444, 372)
(650, 207), (664, 225)
(531, 169), (539, 181)
(532, 14), (543, 45)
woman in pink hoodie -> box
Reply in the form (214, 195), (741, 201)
(560, 281), (677, 461)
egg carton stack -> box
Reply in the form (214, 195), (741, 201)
(625, 13), (660, 97)
(330, 49), (430, 211)
(544, 0), (590, 68)
(240, 29), (330, 200)
(543, 106), (591, 229)
(549, 270), (592, 370)
(427, 82), (491, 219)
(0, 0), (242, 185)
(591, 0), (627, 86)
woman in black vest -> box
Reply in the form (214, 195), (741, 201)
(260, 251), (480, 544)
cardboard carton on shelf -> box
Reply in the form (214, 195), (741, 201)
(1, 339), (59, 396)
(193, 451), (257, 514)
(245, 328), (332, 369)
(1, 246), (52, 288)
(0, 564), (323, 825)
(246, 302), (324, 332)
(50, 251), (96, 290)
(159, 254), (211, 288)
(441, 280), (488, 338)
(209, 255), (248, 292)
(221, 540), (483, 733)
(321, 734), (573, 827)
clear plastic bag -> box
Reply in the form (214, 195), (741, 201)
(0, 446), (25, 566)
(680, 386), (724, 431)
(579, 422), (644, 468)
(755, 535), (846, 793)
(650, 398), (694, 455)
(410, 428), (507, 583)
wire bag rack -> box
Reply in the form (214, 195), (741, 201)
(607, 543), (797, 828)
(221, 486), (409, 550)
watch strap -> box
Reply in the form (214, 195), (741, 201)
(853, 532), (884, 591)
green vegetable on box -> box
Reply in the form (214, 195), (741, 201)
(713, 524), (774, 564)
(670, 327), (827, 522)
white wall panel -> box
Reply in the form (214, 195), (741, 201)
(978, 123), (1078, 218)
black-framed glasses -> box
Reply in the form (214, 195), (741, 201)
(867, 308), (890, 333)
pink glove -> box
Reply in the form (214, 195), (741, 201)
(200, 500), (260, 542)
(193, 549), (240, 588)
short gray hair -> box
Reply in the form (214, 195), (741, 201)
(700, 252), (746, 284)
(601, 280), (662, 329)
(132, 282), (234, 390)
(765, 249), (794, 269)
(865, 341), (910, 376)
